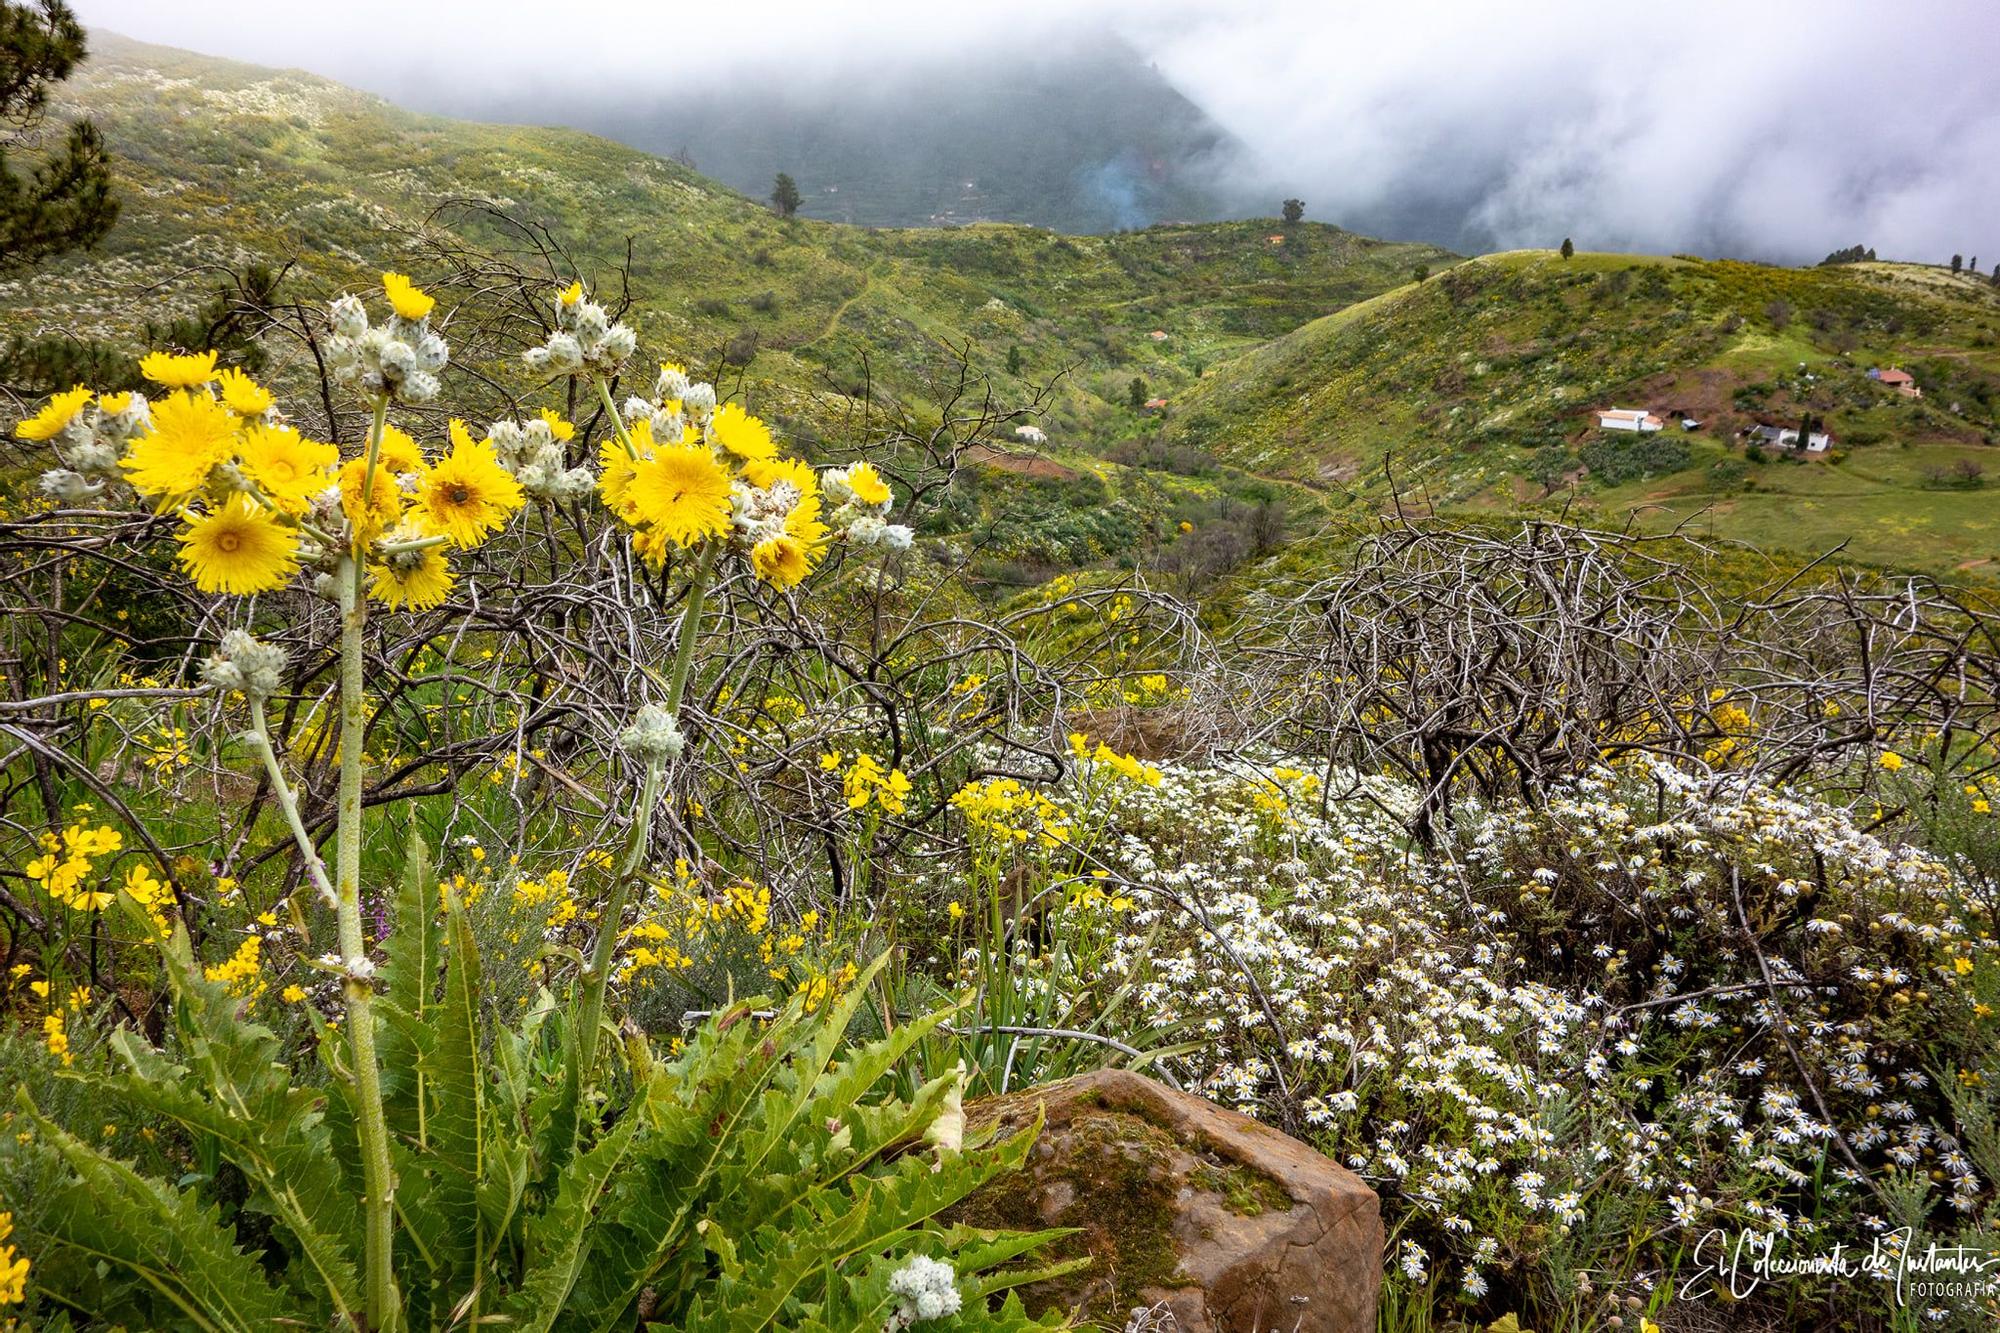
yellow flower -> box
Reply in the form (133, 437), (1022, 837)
(1976, 799), (1993, 815)
(374, 422), (426, 474)
(177, 493), (300, 595)
(282, 984), (307, 1004)
(708, 402), (775, 462)
(558, 279), (584, 306)
(368, 542), (456, 610)
(215, 367), (274, 416)
(844, 460), (891, 506)
(598, 431), (644, 521)
(138, 348), (219, 389)
(784, 493), (829, 548)
(13, 384), (92, 441)
(538, 407), (576, 441)
(0, 1210), (28, 1306)
(752, 534), (811, 588)
(381, 271), (435, 321)
(742, 454), (817, 496)
(947, 900), (965, 920)
(627, 444), (733, 546)
(237, 425), (337, 514)
(1954, 957), (1976, 975)
(121, 391), (240, 502)
(339, 456), (402, 549)
(98, 391), (133, 415)
(1879, 751), (1904, 771)
(412, 421), (524, 547)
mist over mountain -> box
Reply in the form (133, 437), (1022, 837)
(397, 39), (1245, 234)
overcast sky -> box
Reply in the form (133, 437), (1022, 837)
(70, 0), (2000, 263)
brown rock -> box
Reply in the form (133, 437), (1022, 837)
(954, 1068), (1381, 1332)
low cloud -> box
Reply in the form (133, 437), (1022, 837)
(73, 0), (2000, 263)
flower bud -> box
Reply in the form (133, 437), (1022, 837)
(618, 703), (685, 764)
(203, 628), (287, 700)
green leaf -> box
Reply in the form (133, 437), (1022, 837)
(19, 1090), (292, 1333)
(380, 826), (439, 1141)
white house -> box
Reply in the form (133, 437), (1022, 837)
(1013, 424), (1048, 446)
(1597, 408), (1664, 433)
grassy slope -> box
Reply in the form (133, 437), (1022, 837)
(1167, 249), (2000, 576)
(2, 32), (1453, 454)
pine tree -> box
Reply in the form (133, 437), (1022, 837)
(1005, 344), (1023, 376)
(1, 0), (117, 272)
(1560, 237), (1575, 260)
(1281, 198), (1304, 225)
(1128, 376), (1147, 410)
(769, 172), (802, 218)
(1950, 254), (1963, 273)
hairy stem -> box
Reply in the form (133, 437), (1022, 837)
(244, 696), (335, 909)
(338, 512), (400, 1324)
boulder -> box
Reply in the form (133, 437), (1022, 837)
(952, 1068), (1381, 1332)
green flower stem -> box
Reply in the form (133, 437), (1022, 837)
(243, 696), (336, 909)
(595, 376), (638, 457)
(336, 468), (401, 1323)
(574, 539), (719, 1089)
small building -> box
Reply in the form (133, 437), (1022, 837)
(1869, 368), (1922, 397)
(1745, 423), (1832, 453)
(1144, 397), (1169, 411)
(1013, 424), (1047, 446)
(1597, 408), (1664, 433)
(1148, 330), (1169, 341)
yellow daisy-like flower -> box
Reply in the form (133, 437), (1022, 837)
(215, 367), (275, 417)
(237, 425), (337, 514)
(373, 422), (426, 475)
(177, 493), (299, 595)
(708, 402), (776, 463)
(598, 433), (645, 521)
(97, 391), (134, 415)
(784, 493), (829, 548)
(844, 460), (892, 506)
(14, 384), (92, 441)
(752, 534), (812, 589)
(538, 407), (576, 442)
(121, 391), (240, 502)
(368, 542), (456, 610)
(1879, 751), (1905, 771)
(742, 454), (818, 496)
(339, 456), (402, 550)
(558, 280), (584, 306)
(627, 444), (733, 547)
(381, 272), (435, 321)
(138, 349), (220, 390)
(412, 421), (524, 547)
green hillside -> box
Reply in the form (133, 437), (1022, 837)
(2, 32), (1451, 453)
(1167, 249), (2000, 575)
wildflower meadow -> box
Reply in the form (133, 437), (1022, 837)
(1, 264), (1997, 1333)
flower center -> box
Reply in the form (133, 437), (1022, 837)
(447, 484), (471, 504)
(216, 531), (243, 553)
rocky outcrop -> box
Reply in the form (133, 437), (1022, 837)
(953, 1069), (1381, 1332)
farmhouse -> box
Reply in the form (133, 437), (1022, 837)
(1745, 423), (1833, 453)
(1596, 408), (1664, 433)
(1013, 424), (1048, 445)
(1870, 367), (1922, 397)
(1144, 397), (1169, 411)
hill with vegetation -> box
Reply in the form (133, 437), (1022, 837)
(1167, 249), (2000, 576)
(3, 33), (1446, 445)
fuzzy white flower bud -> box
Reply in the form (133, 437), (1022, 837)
(202, 629), (287, 700)
(618, 703), (685, 764)
(543, 332), (584, 373)
(886, 1256), (961, 1328)
(330, 294), (368, 339)
(39, 469), (102, 505)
